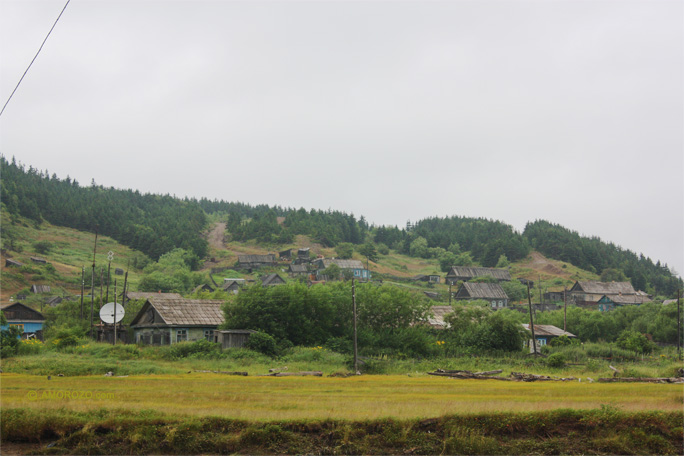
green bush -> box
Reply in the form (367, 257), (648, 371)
(616, 330), (655, 354)
(244, 331), (278, 357)
(546, 352), (566, 368)
(32, 240), (53, 254)
(165, 339), (221, 360)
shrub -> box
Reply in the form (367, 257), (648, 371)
(546, 352), (566, 368)
(32, 240), (53, 254)
(166, 339), (221, 359)
(549, 335), (577, 347)
(616, 330), (655, 354)
(325, 337), (352, 354)
(244, 331), (278, 357)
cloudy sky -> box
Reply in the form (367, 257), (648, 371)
(1, 0), (682, 275)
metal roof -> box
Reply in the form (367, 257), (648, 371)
(447, 267), (511, 281)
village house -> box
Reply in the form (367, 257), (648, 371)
(313, 258), (371, 280)
(222, 278), (246, 294)
(521, 324), (577, 349)
(192, 283), (214, 294)
(279, 249), (292, 260)
(124, 292), (183, 301)
(130, 296), (225, 345)
(288, 264), (309, 277)
(445, 266), (511, 285)
(237, 254), (276, 270)
(0, 303), (45, 340)
(454, 282), (509, 309)
(261, 273), (286, 287)
(295, 248), (311, 264)
(597, 294), (653, 312)
(568, 281), (640, 306)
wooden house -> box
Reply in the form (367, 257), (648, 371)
(454, 282), (509, 308)
(313, 258), (370, 280)
(413, 274), (441, 284)
(597, 294), (652, 312)
(237, 254), (276, 270)
(124, 292), (183, 301)
(568, 281), (638, 306)
(222, 278), (246, 294)
(288, 264), (309, 276)
(295, 248), (311, 264)
(30, 257), (47, 264)
(522, 324), (577, 348)
(279, 249), (292, 260)
(445, 267), (511, 285)
(543, 291), (566, 303)
(30, 285), (51, 294)
(214, 329), (256, 349)
(192, 284), (215, 294)
(5, 258), (23, 267)
(261, 273), (285, 287)
(130, 296), (225, 345)
(0, 303), (45, 340)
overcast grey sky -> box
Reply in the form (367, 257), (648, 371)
(1, 0), (682, 275)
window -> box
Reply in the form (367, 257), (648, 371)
(204, 330), (213, 341)
(176, 329), (187, 343)
(537, 338), (547, 346)
(498, 301), (503, 308)
(9, 324), (24, 332)
(491, 301), (496, 308)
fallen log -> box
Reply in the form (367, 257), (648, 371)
(267, 371), (323, 377)
(597, 377), (684, 384)
(269, 366), (288, 373)
(428, 371), (511, 381)
(195, 370), (248, 376)
(473, 369), (503, 376)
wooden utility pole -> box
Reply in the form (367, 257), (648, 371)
(89, 228), (98, 339)
(121, 270), (129, 308)
(105, 261), (111, 304)
(113, 279), (117, 345)
(675, 288), (681, 360)
(80, 266), (85, 320)
(538, 275), (543, 306)
(449, 282), (452, 305)
(527, 282), (537, 355)
(352, 277), (358, 374)
(563, 286), (568, 332)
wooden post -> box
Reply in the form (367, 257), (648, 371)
(527, 282), (537, 355)
(676, 288), (681, 361)
(352, 277), (358, 374)
(121, 270), (129, 308)
(449, 282), (452, 305)
(563, 286), (568, 332)
(538, 275), (543, 306)
(105, 261), (111, 304)
(89, 228), (98, 339)
(113, 278), (117, 345)
(80, 266), (85, 320)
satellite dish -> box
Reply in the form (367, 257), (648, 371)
(99, 302), (125, 324)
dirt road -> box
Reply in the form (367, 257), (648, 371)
(207, 222), (226, 250)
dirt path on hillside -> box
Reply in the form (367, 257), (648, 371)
(207, 222), (227, 250)
(525, 251), (566, 276)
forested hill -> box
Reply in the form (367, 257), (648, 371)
(1, 156), (681, 295)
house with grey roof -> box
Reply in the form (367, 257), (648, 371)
(568, 281), (639, 306)
(130, 296), (225, 345)
(261, 273), (286, 287)
(521, 324), (577, 349)
(313, 258), (370, 280)
(445, 267), (511, 284)
(237, 254), (276, 270)
(454, 282), (509, 309)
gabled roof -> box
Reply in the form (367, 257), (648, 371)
(0, 303), (45, 322)
(131, 297), (225, 327)
(261, 273), (285, 286)
(192, 284), (214, 294)
(31, 285), (51, 294)
(237, 254), (276, 263)
(600, 294), (652, 305)
(522, 324), (576, 338)
(125, 292), (183, 300)
(457, 282), (509, 300)
(446, 267), (511, 281)
(289, 264), (308, 273)
(315, 258), (365, 270)
(571, 281), (636, 295)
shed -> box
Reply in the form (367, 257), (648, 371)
(30, 257), (47, 264)
(279, 249), (292, 260)
(215, 329), (256, 349)
(45, 296), (63, 307)
(454, 282), (509, 308)
(222, 279), (246, 294)
(261, 273), (286, 287)
(192, 284), (215, 294)
(5, 258), (23, 267)
(413, 274), (441, 284)
(30, 285), (51, 294)
(130, 296), (225, 345)
(1, 303), (45, 340)
(446, 267), (511, 284)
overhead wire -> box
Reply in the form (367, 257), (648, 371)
(0, 0), (71, 118)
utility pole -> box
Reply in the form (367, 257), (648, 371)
(527, 282), (537, 355)
(449, 282), (452, 305)
(352, 277), (358, 374)
(113, 279), (117, 345)
(563, 286), (568, 333)
(678, 289), (681, 361)
(538, 275), (543, 307)
(121, 270), (129, 308)
(105, 261), (111, 304)
(89, 228), (98, 339)
(80, 266), (85, 320)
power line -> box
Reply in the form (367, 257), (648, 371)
(0, 0), (71, 118)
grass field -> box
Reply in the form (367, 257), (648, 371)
(2, 373), (681, 420)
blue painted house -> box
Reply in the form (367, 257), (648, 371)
(597, 294), (652, 312)
(1, 303), (45, 340)
(313, 258), (371, 280)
